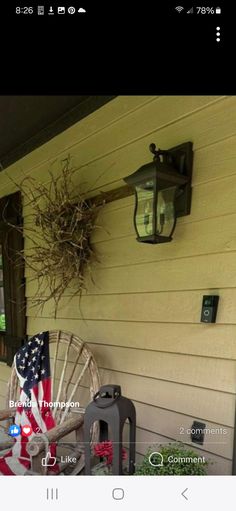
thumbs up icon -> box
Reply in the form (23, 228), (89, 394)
(42, 452), (57, 467)
(8, 424), (21, 437)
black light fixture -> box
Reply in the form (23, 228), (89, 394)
(124, 142), (193, 244)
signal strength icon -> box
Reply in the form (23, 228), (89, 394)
(187, 7), (194, 13)
(175, 5), (184, 12)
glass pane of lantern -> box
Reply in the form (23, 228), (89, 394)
(135, 181), (154, 238)
(156, 186), (177, 237)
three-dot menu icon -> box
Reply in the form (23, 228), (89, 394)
(216, 26), (221, 42)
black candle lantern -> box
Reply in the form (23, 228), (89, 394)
(84, 385), (136, 475)
(124, 142), (193, 244)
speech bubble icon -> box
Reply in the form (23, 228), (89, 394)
(148, 451), (164, 467)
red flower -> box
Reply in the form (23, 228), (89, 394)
(93, 441), (127, 466)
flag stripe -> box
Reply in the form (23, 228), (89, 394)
(0, 332), (58, 475)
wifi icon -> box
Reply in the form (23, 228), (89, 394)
(175, 5), (184, 12)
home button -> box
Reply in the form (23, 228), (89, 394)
(112, 488), (125, 500)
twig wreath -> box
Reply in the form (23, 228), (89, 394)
(5, 158), (102, 316)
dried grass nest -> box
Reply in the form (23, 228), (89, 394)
(7, 159), (102, 316)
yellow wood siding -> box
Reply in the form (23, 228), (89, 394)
(0, 95), (236, 474)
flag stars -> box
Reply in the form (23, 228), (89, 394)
(15, 333), (48, 396)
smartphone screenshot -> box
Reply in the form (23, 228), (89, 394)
(0, 1), (234, 509)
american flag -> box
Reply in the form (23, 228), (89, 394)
(0, 331), (58, 475)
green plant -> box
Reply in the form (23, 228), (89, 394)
(0, 313), (5, 331)
(135, 443), (208, 475)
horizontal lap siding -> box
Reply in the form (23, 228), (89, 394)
(26, 289), (236, 325)
(1, 95), (236, 474)
(27, 317), (236, 360)
(0, 95), (225, 199)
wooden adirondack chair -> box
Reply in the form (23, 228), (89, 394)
(0, 330), (100, 475)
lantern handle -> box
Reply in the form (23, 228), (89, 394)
(93, 388), (121, 408)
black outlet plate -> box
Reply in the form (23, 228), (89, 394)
(191, 420), (206, 445)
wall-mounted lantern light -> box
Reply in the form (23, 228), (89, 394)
(124, 142), (193, 244)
